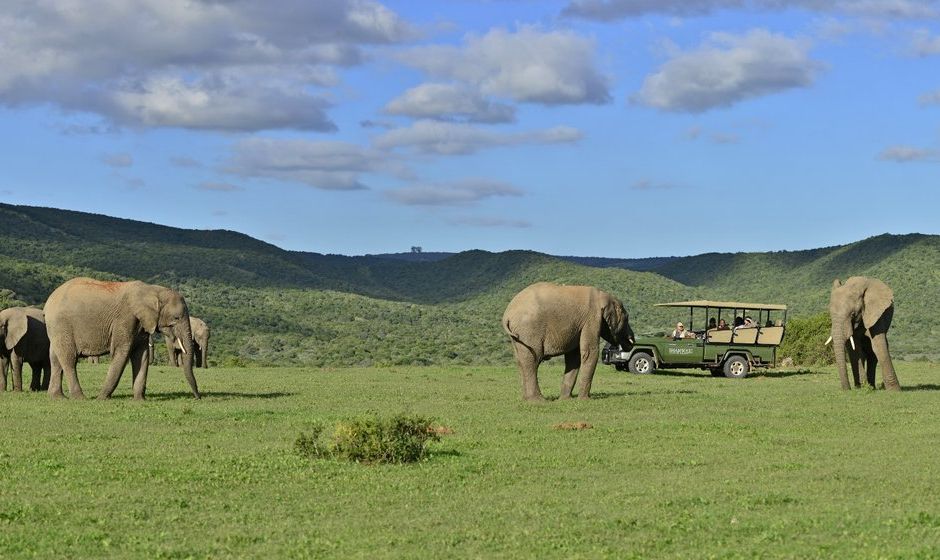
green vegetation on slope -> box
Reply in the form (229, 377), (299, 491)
(0, 203), (937, 365)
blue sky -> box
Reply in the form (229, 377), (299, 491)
(1, 0), (938, 258)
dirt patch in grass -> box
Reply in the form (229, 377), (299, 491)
(552, 421), (592, 431)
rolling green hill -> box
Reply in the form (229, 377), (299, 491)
(0, 203), (937, 364)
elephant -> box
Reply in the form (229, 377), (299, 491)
(167, 316), (209, 369)
(0, 307), (51, 392)
(826, 277), (899, 391)
(44, 277), (200, 400)
(502, 282), (634, 401)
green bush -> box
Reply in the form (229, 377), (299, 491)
(295, 414), (440, 464)
(779, 313), (834, 366)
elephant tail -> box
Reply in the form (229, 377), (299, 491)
(504, 319), (540, 361)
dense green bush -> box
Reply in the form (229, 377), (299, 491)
(295, 414), (440, 464)
(778, 313), (834, 366)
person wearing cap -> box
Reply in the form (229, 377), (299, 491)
(671, 322), (687, 340)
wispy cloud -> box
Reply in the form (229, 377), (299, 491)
(101, 152), (134, 168)
(373, 120), (583, 155)
(196, 181), (242, 192)
(561, 0), (940, 21)
(878, 145), (939, 162)
(226, 137), (409, 190)
(448, 216), (532, 228)
(631, 180), (683, 191)
(385, 179), (524, 206)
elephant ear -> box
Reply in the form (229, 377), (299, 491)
(602, 296), (624, 334)
(862, 280), (893, 329)
(5, 311), (28, 349)
(131, 291), (161, 334)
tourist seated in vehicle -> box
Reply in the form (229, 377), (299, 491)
(708, 318), (717, 330)
(717, 319), (730, 330)
(733, 316), (744, 329)
(671, 322), (694, 340)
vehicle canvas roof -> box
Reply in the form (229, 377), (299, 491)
(654, 300), (788, 311)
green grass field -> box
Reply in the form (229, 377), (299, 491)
(3, 362), (940, 558)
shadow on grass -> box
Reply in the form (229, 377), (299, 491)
(760, 369), (823, 379)
(428, 448), (462, 459)
(901, 384), (940, 392)
(139, 391), (295, 401)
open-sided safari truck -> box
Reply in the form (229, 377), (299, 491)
(602, 300), (788, 378)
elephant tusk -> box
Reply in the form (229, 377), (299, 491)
(849, 336), (856, 351)
(176, 337), (187, 354)
(824, 336), (832, 346)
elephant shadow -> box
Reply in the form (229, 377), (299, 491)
(135, 390), (296, 401)
(900, 384), (940, 392)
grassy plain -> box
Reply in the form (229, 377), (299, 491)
(3, 362), (940, 558)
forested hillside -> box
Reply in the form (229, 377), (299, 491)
(0, 203), (937, 364)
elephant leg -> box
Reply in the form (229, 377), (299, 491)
(39, 362), (50, 391)
(130, 343), (149, 400)
(202, 342), (208, 369)
(98, 347), (130, 399)
(870, 333), (899, 391)
(576, 336), (600, 400)
(62, 356), (84, 400)
(29, 363), (42, 391)
(849, 350), (862, 388)
(512, 341), (545, 402)
(560, 349), (580, 399)
(47, 350), (66, 399)
(11, 354), (24, 392)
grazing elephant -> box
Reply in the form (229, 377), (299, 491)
(44, 278), (200, 400)
(502, 282), (634, 401)
(0, 307), (51, 392)
(826, 277), (899, 391)
(167, 316), (209, 369)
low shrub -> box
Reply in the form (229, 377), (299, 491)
(779, 313), (834, 367)
(295, 414), (440, 464)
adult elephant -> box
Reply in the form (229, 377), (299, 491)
(502, 282), (634, 401)
(167, 316), (209, 369)
(0, 307), (51, 392)
(826, 277), (899, 391)
(45, 278), (200, 400)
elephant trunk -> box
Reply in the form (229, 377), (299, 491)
(831, 319), (851, 390)
(174, 319), (200, 399)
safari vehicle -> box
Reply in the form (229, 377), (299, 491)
(602, 300), (787, 378)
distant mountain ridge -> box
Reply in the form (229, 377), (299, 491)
(0, 202), (936, 364)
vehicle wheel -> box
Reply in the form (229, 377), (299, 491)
(628, 352), (655, 375)
(723, 356), (750, 378)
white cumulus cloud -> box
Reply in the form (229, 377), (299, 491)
(0, 0), (413, 131)
(384, 83), (516, 123)
(397, 26), (610, 106)
(634, 29), (819, 113)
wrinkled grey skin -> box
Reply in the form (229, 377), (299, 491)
(45, 278), (200, 400)
(503, 282), (634, 401)
(829, 277), (899, 391)
(0, 307), (51, 392)
(167, 316), (209, 369)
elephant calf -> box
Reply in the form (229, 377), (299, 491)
(167, 316), (210, 369)
(0, 307), (51, 392)
(503, 282), (634, 401)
